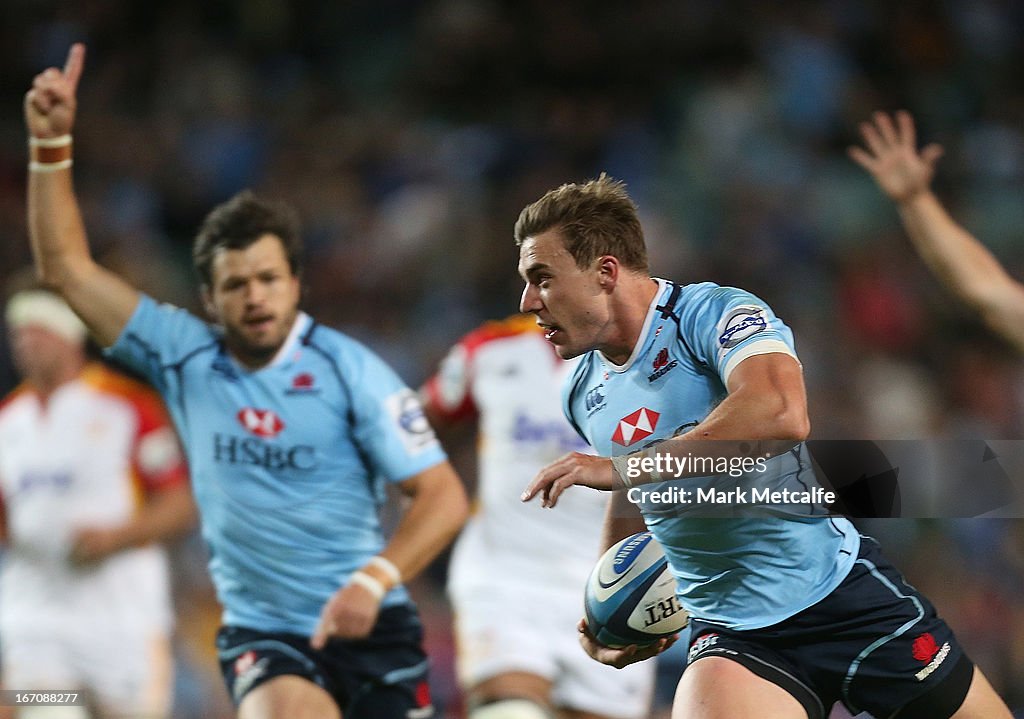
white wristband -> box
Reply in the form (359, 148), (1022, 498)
(29, 134), (72, 148)
(641, 447), (664, 482)
(349, 570), (385, 600)
(611, 455), (634, 488)
(611, 448), (665, 488)
(368, 556), (402, 585)
(29, 159), (73, 172)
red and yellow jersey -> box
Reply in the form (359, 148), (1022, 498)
(423, 316), (609, 592)
(0, 362), (186, 636)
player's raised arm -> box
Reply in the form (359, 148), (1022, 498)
(25, 43), (141, 347)
(850, 110), (1024, 352)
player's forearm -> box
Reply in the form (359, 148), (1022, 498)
(684, 382), (809, 443)
(373, 462), (468, 586)
(28, 162), (140, 346)
(612, 383), (806, 486)
(28, 166), (96, 288)
(897, 191), (1016, 311)
(601, 492), (646, 551)
(896, 191), (1024, 350)
(659, 385), (806, 463)
(118, 485), (198, 549)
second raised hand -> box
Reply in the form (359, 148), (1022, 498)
(847, 110), (944, 204)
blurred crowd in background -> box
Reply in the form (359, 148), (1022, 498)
(1, 0), (1023, 716)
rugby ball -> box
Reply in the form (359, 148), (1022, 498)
(584, 531), (688, 648)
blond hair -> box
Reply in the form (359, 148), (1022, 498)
(514, 174), (648, 272)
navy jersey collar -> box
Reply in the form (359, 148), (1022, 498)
(597, 278), (670, 373)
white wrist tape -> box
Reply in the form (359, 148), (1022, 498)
(611, 448), (664, 488)
(611, 455), (635, 488)
(642, 447), (665, 481)
(29, 134), (72, 148)
(368, 556), (402, 585)
(349, 570), (385, 600)
(29, 159), (73, 172)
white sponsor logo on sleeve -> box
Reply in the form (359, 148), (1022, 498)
(386, 389), (440, 455)
(716, 306), (768, 349)
(436, 345), (470, 410)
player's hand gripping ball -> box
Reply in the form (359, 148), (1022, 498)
(584, 531), (689, 648)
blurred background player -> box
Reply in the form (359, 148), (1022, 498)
(22, 44), (468, 719)
(850, 110), (1024, 354)
(0, 287), (195, 719)
(421, 316), (655, 719)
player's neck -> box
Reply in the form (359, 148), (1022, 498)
(224, 310), (302, 370)
(27, 358), (85, 405)
(601, 276), (660, 365)
(226, 342), (281, 371)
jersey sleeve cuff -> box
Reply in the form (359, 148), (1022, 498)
(720, 340), (799, 385)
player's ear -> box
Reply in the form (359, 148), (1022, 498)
(597, 255), (619, 290)
(200, 285), (218, 320)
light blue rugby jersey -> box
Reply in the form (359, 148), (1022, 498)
(107, 295), (447, 635)
(564, 279), (859, 630)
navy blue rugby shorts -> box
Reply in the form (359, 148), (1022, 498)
(217, 604), (434, 718)
(685, 537), (973, 719)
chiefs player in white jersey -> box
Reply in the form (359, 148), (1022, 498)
(0, 289), (196, 719)
(422, 316), (654, 719)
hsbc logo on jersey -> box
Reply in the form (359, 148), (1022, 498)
(219, 408), (315, 470)
(611, 408), (660, 446)
(237, 408), (285, 438)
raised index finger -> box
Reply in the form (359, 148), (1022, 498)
(63, 43), (86, 93)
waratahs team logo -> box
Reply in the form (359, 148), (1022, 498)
(286, 372), (320, 395)
(912, 633), (939, 663)
(647, 348), (678, 382)
(653, 349), (670, 370)
(911, 632), (951, 681)
(232, 650), (270, 702)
